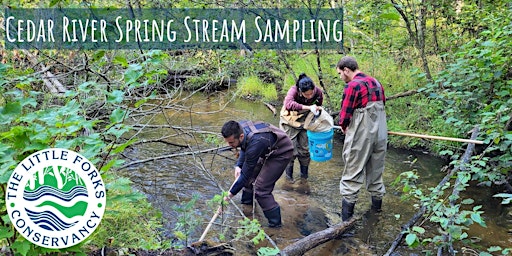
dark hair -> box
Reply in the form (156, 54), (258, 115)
(221, 120), (243, 138)
(336, 56), (359, 71)
(295, 73), (315, 92)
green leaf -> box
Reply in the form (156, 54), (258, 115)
(461, 198), (475, 204)
(112, 139), (137, 154)
(379, 12), (400, 21)
(92, 50), (106, 62)
(124, 64), (143, 85)
(107, 90), (124, 104)
(100, 158), (125, 172)
(471, 213), (485, 226)
(0, 226), (14, 239)
(405, 233), (417, 246)
(257, 247), (280, 256)
(11, 240), (31, 256)
(0, 101), (22, 123)
(110, 108), (126, 123)
(113, 56), (129, 67)
(135, 98), (149, 108)
(488, 246), (502, 252)
(412, 226), (425, 234)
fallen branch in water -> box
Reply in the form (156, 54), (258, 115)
(279, 217), (358, 256)
(264, 102), (277, 116)
(118, 145), (232, 170)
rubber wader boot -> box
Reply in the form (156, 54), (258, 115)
(285, 165), (294, 182)
(299, 165), (309, 179)
(263, 206), (282, 228)
(371, 196), (382, 213)
(241, 190), (253, 205)
(341, 199), (356, 222)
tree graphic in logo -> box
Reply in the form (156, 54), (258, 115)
(24, 166), (89, 232)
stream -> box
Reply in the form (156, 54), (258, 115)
(120, 92), (511, 255)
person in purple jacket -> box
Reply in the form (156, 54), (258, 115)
(221, 120), (294, 227)
(279, 73), (324, 183)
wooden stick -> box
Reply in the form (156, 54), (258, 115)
(387, 131), (484, 144)
(198, 207), (221, 242)
(332, 126), (483, 144)
(198, 179), (237, 242)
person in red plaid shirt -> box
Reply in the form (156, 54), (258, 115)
(336, 56), (388, 222)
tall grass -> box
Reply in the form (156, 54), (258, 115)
(237, 75), (278, 101)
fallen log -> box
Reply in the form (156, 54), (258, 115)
(383, 126), (480, 256)
(264, 102), (277, 116)
(386, 89), (418, 100)
(22, 50), (67, 93)
(279, 217), (358, 256)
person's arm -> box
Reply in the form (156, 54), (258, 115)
(339, 83), (358, 131)
(283, 86), (304, 111)
(229, 134), (272, 196)
(380, 80), (386, 105)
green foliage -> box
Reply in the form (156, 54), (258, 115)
(92, 177), (169, 250)
(200, 133), (223, 147)
(235, 218), (266, 245)
(237, 76), (278, 101)
(257, 247), (280, 256)
(421, 12), (512, 190)
(172, 194), (201, 248)
(0, 54), (171, 254)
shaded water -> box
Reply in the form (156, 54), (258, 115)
(121, 93), (511, 255)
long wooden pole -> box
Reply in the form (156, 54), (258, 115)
(387, 131), (484, 144)
(198, 207), (221, 242)
(332, 126), (483, 144)
(198, 179), (238, 242)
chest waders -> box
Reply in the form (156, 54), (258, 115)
(340, 80), (387, 221)
(239, 121), (294, 227)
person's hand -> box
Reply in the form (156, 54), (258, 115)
(310, 105), (319, 116)
(234, 166), (241, 179)
(223, 192), (234, 202)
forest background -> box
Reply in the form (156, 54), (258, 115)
(0, 0), (511, 255)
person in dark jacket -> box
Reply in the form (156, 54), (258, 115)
(221, 120), (294, 227)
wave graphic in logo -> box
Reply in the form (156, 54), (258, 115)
(24, 185), (88, 231)
(23, 166), (88, 232)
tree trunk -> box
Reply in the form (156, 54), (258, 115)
(390, 0), (432, 81)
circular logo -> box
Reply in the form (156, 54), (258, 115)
(5, 148), (106, 249)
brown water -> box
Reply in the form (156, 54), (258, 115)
(120, 93), (512, 255)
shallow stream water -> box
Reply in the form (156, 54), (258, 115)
(120, 92), (511, 255)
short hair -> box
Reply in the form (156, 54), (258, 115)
(336, 56), (359, 71)
(221, 120), (243, 138)
(296, 73), (315, 92)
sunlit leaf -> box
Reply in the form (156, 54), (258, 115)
(110, 108), (126, 123)
(405, 233), (417, 246)
(461, 198), (475, 204)
(412, 226), (425, 234)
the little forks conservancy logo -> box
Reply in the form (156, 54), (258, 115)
(5, 148), (106, 249)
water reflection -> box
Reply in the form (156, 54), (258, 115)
(120, 93), (511, 255)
